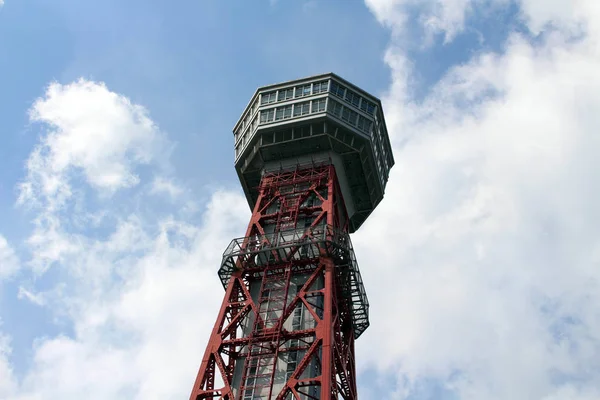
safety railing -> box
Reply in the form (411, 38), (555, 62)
(217, 224), (370, 338)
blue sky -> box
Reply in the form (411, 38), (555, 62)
(1, 0), (600, 399)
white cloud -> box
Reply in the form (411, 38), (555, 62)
(18, 79), (172, 273)
(0, 331), (17, 398)
(356, 1), (600, 399)
(150, 176), (184, 199)
(0, 235), (19, 279)
(17, 287), (46, 306)
(365, 0), (593, 44)
(364, 0), (492, 43)
(516, 0), (589, 35)
(20, 79), (167, 209)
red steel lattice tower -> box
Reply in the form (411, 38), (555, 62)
(189, 73), (394, 400)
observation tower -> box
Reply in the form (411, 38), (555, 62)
(189, 73), (394, 400)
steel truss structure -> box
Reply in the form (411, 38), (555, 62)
(189, 164), (367, 400)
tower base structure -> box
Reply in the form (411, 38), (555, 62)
(189, 163), (367, 400)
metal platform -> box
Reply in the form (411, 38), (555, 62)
(218, 224), (369, 338)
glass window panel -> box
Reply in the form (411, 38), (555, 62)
(278, 88), (293, 102)
(328, 100), (343, 117)
(261, 91), (276, 105)
(345, 90), (360, 107)
(275, 108), (284, 120)
(342, 108), (350, 121)
(348, 109), (358, 125)
(330, 81), (345, 98)
(360, 99), (376, 115)
(295, 84), (311, 98)
(360, 99), (368, 112)
(313, 80), (329, 94)
(357, 115), (373, 132)
(293, 104), (302, 117)
(260, 109), (274, 123)
(294, 102), (310, 116)
(312, 98), (326, 113)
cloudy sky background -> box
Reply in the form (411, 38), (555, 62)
(1, 0), (599, 399)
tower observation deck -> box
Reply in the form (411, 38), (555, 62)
(189, 73), (394, 400)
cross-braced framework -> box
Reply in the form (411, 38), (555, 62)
(189, 164), (366, 400)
